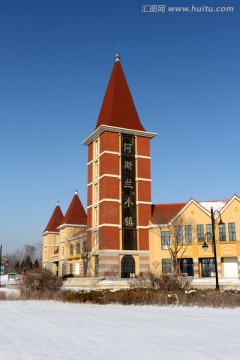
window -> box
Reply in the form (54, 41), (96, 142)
(94, 139), (99, 156)
(228, 223), (236, 241)
(201, 258), (215, 277)
(175, 226), (183, 243)
(161, 231), (171, 250)
(82, 240), (87, 253)
(219, 223), (226, 241)
(76, 243), (80, 255)
(185, 225), (192, 243)
(94, 161), (99, 179)
(162, 259), (172, 273)
(94, 207), (98, 226)
(94, 184), (99, 203)
(180, 258), (193, 276)
(93, 231), (99, 249)
(197, 224), (204, 242)
(70, 245), (74, 256)
(206, 224), (213, 241)
(94, 256), (99, 276)
(69, 263), (73, 275)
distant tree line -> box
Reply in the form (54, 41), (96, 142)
(3, 242), (42, 274)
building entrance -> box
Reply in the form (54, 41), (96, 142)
(121, 255), (135, 278)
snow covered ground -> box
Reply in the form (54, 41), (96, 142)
(0, 300), (240, 360)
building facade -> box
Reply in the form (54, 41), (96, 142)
(150, 195), (240, 278)
(42, 54), (240, 279)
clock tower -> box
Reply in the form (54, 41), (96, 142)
(82, 54), (157, 278)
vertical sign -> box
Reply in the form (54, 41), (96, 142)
(121, 134), (137, 250)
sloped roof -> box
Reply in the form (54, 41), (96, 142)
(199, 200), (228, 212)
(151, 203), (187, 224)
(95, 54), (145, 132)
(59, 192), (87, 226)
(43, 202), (64, 233)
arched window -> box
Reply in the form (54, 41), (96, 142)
(70, 244), (74, 256)
(121, 255), (135, 278)
(76, 243), (80, 255)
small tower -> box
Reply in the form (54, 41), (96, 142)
(83, 54), (157, 278)
(42, 201), (64, 271)
(57, 190), (87, 276)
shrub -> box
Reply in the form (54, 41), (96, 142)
(0, 291), (6, 301)
(20, 268), (63, 300)
(130, 271), (190, 291)
(62, 288), (240, 308)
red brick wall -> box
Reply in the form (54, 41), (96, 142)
(99, 227), (120, 249)
(99, 201), (119, 225)
(99, 177), (119, 199)
(137, 157), (151, 179)
(100, 131), (119, 153)
(100, 153), (119, 176)
(136, 136), (150, 157)
(138, 228), (149, 250)
(137, 181), (151, 203)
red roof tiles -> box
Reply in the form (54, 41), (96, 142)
(43, 203), (64, 233)
(95, 56), (145, 132)
(151, 203), (187, 224)
(60, 192), (87, 226)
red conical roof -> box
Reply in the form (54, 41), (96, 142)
(60, 191), (87, 226)
(95, 54), (145, 131)
(43, 202), (64, 233)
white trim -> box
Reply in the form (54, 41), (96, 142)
(135, 155), (151, 160)
(87, 198), (121, 209)
(136, 177), (151, 182)
(82, 125), (157, 146)
(136, 201), (152, 205)
(87, 224), (149, 230)
(42, 231), (59, 236)
(87, 175), (151, 187)
(99, 249), (150, 255)
(219, 194), (240, 214)
(88, 199), (152, 208)
(87, 174), (120, 187)
(87, 224), (121, 231)
(87, 150), (120, 165)
(57, 224), (86, 230)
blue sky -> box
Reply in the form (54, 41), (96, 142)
(1, 0), (239, 254)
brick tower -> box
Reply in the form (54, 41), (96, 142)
(82, 54), (157, 278)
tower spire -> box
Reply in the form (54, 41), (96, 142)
(95, 54), (145, 131)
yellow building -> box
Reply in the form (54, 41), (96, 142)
(42, 190), (88, 277)
(149, 195), (240, 279)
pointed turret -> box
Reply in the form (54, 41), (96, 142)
(42, 201), (64, 234)
(59, 190), (87, 227)
(95, 53), (145, 131)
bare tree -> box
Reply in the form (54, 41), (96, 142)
(152, 215), (197, 274)
(3, 242), (41, 273)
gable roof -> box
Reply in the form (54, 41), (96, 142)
(95, 54), (145, 132)
(151, 203), (187, 224)
(43, 202), (64, 233)
(59, 191), (87, 227)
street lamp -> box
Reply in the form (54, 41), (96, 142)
(202, 207), (224, 290)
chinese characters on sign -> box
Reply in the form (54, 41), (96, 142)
(121, 134), (137, 250)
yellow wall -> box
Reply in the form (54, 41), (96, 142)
(149, 197), (240, 277)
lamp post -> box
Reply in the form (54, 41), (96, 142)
(202, 207), (224, 290)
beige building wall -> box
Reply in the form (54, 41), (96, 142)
(149, 196), (240, 279)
